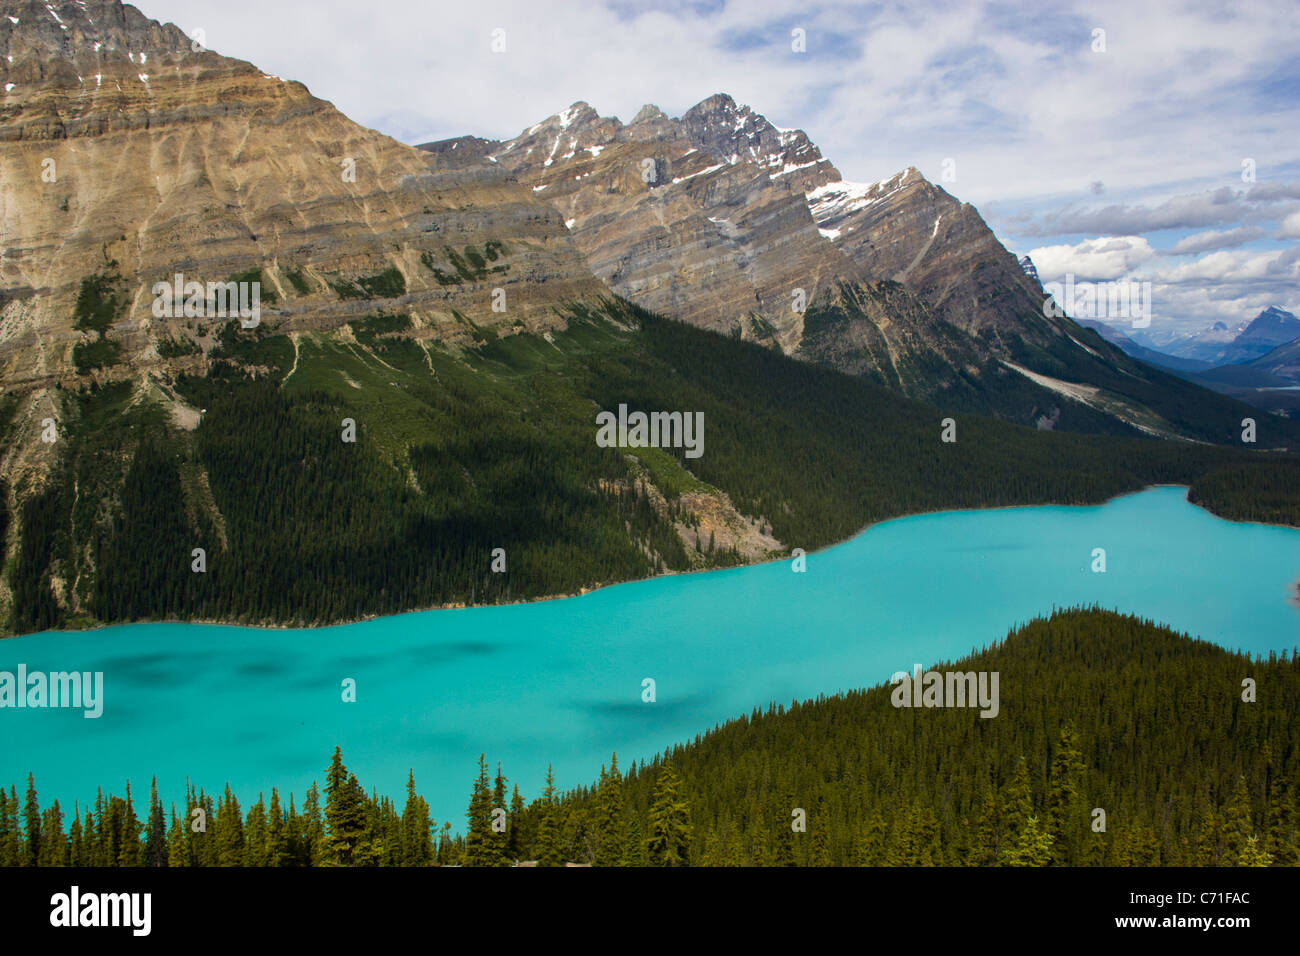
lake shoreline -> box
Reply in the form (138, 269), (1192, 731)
(6, 483), (1297, 641)
(5, 484), (1299, 829)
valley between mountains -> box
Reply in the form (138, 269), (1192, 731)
(0, 0), (1297, 637)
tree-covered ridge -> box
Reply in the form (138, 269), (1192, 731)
(549, 606), (1299, 866)
(2, 609), (1296, 866)
(3, 299), (1297, 636)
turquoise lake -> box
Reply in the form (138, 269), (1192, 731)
(2, 485), (1298, 826)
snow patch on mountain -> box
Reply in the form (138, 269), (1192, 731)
(671, 163), (725, 185)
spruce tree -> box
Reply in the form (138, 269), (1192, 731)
(39, 801), (67, 867)
(774, 788), (797, 867)
(188, 787), (218, 867)
(1264, 772), (1296, 866)
(594, 755), (627, 867)
(535, 765), (565, 867)
(1045, 725), (1086, 864)
(400, 771), (433, 866)
(624, 811), (648, 867)
(267, 789), (288, 867)
(645, 762), (692, 866)
(1195, 805), (1221, 866)
(117, 786), (145, 867)
(997, 759), (1034, 865)
(23, 774), (40, 867)
(971, 780), (1002, 866)
(1221, 775), (1255, 861)
(215, 784), (245, 866)
(69, 804), (85, 868)
(507, 785), (527, 862)
(1003, 815), (1053, 866)
(1238, 835), (1272, 866)
(811, 804), (833, 866)
(167, 807), (189, 867)
(145, 778), (168, 867)
(463, 754), (497, 867)
(490, 763), (509, 865)
(83, 793), (100, 867)
(245, 794), (269, 867)
(301, 784), (325, 865)
(322, 749), (374, 866)
(0, 788), (18, 867)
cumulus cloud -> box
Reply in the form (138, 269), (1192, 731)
(1027, 236), (1155, 282)
(1278, 210), (1300, 239)
(1169, 226), (1267, 254)
(1015, 185), (1300, 238)
(1151, 247), (1300, 285)
(1131, 248), (1300, 333)
(1243, 183), (1300, 202)
(135, 0), (1300, 205)
(1139, 284), (1286, 335)
(1026, 237), (1300, 332)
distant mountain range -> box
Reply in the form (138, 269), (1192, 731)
(1078, 321), (1217, 373)
(1135, 307), (1300, 365)
(1085, 307), (1300, 415)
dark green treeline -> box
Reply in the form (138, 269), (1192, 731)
(6, 301), (1298, 637)
(2, 609), (1297, 866)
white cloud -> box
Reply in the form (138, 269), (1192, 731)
(1169, 227), (1267, 255)
(134, 0), (1300, 205)
(1151, 247), (1300, 285)
(1028, 236), (1155, 281)
(1029, 238), (1300, 332)
(1277, 209), (1300, 240)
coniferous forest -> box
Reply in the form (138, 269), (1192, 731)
(3, 608), (1296, 867)
(3, 301), (1297, 637)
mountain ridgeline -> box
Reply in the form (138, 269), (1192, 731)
(0, 2), (1298, 636)
(422, 97), (1300, 444)
(1087, 308), (1300, 418)
(4, 609), (1297, 866)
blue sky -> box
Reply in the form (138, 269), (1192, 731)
(141, 0), (1300, 334)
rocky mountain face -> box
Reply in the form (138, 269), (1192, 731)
(0, 0), (605, 400)
(1, 5), (1287, 442)
(1236, 307), (1300, 350)
(676, 93), (840, 194)
(424, 97), (1056, 403)
(803, 166), (1057, 345)
(424, 93), (1264, 439)
(0, 3), (806, 633)
(468, 93), (1061, 350)
(472, 97), (860, 356)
